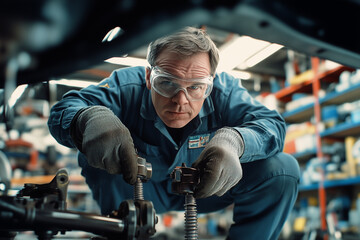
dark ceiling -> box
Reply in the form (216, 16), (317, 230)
(1, 0), (360, 90)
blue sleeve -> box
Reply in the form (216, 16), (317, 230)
(47, 66), (145, 148)
(212, 72), (286, 163)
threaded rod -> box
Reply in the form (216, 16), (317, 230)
(134, 177), (144, 200)
(184, 194), (197, 240)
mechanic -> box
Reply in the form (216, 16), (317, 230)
(48, 26), (300, 240)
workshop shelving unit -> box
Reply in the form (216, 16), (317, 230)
(275, 59), (358, 237)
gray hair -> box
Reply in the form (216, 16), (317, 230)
(146, 27), (219, 75)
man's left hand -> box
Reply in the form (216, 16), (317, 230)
(192, 127), (244, 198)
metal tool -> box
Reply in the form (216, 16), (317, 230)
(171, 163), (200, 240)
(0, 158), (157, 240)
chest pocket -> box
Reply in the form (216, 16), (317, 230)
(131, 134), (170, 182)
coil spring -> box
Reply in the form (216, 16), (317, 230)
(184, 194), (198, 240)
(134, 177), (144, 200)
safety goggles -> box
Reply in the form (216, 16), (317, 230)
(150, 66), (213, 101)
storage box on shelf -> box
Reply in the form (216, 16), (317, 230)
(284, 121), (317, 159)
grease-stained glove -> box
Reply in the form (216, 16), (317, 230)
(70, 106), (138, 185)
(192, 127), (244, 198)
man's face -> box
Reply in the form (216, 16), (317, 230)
(145, 50), (212, 128)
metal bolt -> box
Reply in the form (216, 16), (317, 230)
(134, 157), (152, 201)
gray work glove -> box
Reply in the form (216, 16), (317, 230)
(192, 127), (244, 198)
(71, 106), (138, 185)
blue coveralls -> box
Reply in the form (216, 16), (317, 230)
(48, 66), (300, 240)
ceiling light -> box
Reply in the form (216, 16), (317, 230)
(217, 34), (283, 72)
(102, 27), (123, 42)
(217, 35), (269, 72)
(49, 79), (97, 88)
(238, 43), (283, 69)
(8, 84), (28, 108)
(105, 57), (149, 67)
(228, 70), (252, 80)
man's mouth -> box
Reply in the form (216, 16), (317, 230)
(168, 111), (186, 114)
(166, 110), (188, 116)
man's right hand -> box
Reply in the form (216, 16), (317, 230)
(71, 106), (138, 185)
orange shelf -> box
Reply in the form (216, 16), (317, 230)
(275, 79), (313, 103)
(11, 174), (86, 187)
(275, 66), (354, 103)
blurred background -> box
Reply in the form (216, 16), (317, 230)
(1, 1), (360, 239)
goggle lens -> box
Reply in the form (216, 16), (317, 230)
(150, 67), (213, 101)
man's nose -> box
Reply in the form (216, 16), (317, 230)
(171, 89), (189, 105)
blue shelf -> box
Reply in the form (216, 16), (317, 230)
(282, 82), (360, 123)
(320, 81), (360, 105)
(283, 103), (314, 123)
(320, 121), (360, 138)
(299, 176), (360, 191)
(292, 149), (317, 162)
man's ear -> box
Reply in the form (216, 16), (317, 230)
(145, 67), (151, 90)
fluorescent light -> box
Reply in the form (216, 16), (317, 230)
(239, 43), (283, 69)
(102, 27), (123, 42)
(217, 34), (283, 72)
(228, 70), (252, 80)
(49, 79), (97, 88)
(105, 57), (149, 67)
(217, 35), (269, 72)
(8, 84), (28, 108)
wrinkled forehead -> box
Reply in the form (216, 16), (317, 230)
(155, 50), (212, 78)
(153, 66), (212, 83)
